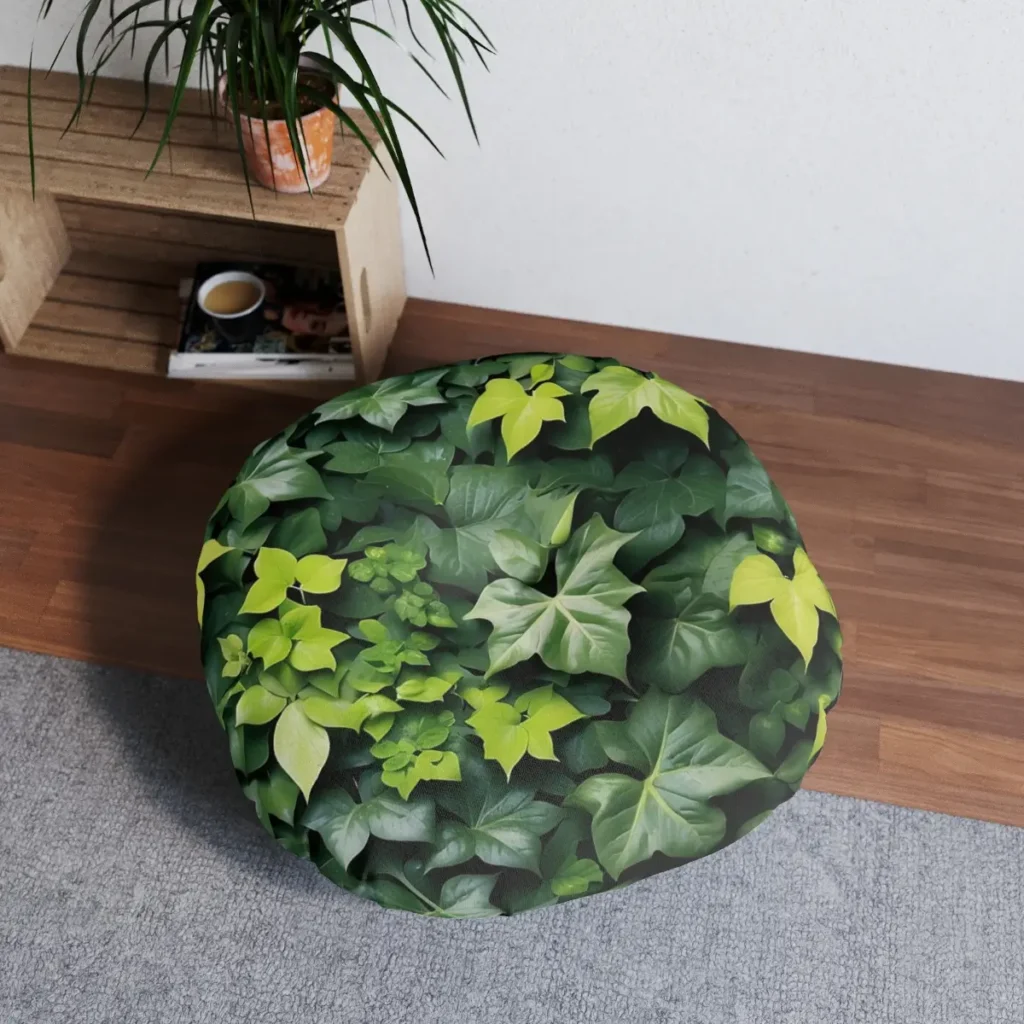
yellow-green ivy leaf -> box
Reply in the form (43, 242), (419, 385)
(381, 748), (462, 800)
(550, 857), (603, 897)
(729, 554), (788, 607)
(516, 687), (586, 760)
(521, 717), (560, 761)
(548, 491), (577, 546)
(364, 713), (396, 741)
(580, 365), (710, 446)
(298, 693), (370, 730)
(460, 683), (511, 710)
(558, 354), (596, 373)
(215, 681), (244, 720)
(381, 767), (421, 800)
(247, 619), (291, 669)
(729, 549), (836, 666)
(346, 656), (397, 694)
(196, 538), (232, 624)
(467, 378), (570, 459)
(468, 702), (529, 779)
(279, 605), (349, 673)
(273, 702), (330, 800)
(294, 554), (347, 594)
(791, 548), (837, 618)
(218, 634), (244, 656)
(259, 663), (303, 697)
(416, 749), (461, 782)
(395, 672), (459, 703)
(358, 618), (392, 644)
(811, 693), (830, 758)
(240, 547), (298, 614)
(235, 684), (287, 726)
(468, 686), (585, 779)
(357, 695), (404, 742)
(768, 586), (820, 668)
(217, 634), (250, 678)
(359, 694), (405, 717)
(529, 362), (554, 385)
(525, 488), (579, 547)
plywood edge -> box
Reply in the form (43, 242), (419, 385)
(336, 140), (406, 383)
(0, 188), (70, 351)
(59, 199), (339, 271)
(0, 65), (379, 230)
(0, 65), (380, 146)
(0, 150), (344, 228)
(17, 324), (168, 374)
(0, 92), (378, 174)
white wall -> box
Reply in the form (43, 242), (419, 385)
(8, 2), (1024, 381)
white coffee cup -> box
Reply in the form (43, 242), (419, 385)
(198, 271), (266, 319)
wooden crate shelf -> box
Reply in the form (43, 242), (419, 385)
(0, 65), (406, 385)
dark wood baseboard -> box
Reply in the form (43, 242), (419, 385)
(2, 298), (1023, 827)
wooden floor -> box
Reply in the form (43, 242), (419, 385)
(2, 300), (1023, 829)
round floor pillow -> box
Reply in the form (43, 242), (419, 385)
(197, 353), (842, 917)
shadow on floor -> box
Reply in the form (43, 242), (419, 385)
(82, 383), (319, 880)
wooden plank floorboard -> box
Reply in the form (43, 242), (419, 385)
(1, 299), (1023, 828)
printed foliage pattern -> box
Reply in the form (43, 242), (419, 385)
(199, 353), (842, 917)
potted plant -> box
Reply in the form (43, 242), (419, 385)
(32, 0), (493, 256)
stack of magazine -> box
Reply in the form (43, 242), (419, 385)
(168, 261), (356, 380)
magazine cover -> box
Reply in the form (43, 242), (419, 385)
(175, 261), (353, 363)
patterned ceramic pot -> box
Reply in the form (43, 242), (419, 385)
(217, 65), (335, 194)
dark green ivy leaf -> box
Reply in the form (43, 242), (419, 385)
(219, 516), (274, 551)
(439, 401), (493, 458)
(640, 529), (757, 614)
(314, 370), (447, 431)
(302, 776), (434, 870)
(374, 853), (503, 918)
(434, 874), (503, 918)
(269, 508), (328, 558)
(569, 690), (771, 879)
(548, 395), (593, 450)
(318, 477), (382, 532)
(631, 594), (749, 692)
(724, 450), (785, 522)
(425, 787), (563, 875)
(244, 766), (300, 827)
(531, 456), (615, 493)
(613, 456), (726, 573)
(426, 465), (532, 591)
(444, 360), (508, 387)
(323, 430), (411, 473)
(559, 722), (610, 774)
(364, 440), (455, 508)
(228, 436), (331, 527)
(228, 720), (270, 776)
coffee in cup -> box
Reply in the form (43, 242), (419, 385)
(198, 271), (266, 319)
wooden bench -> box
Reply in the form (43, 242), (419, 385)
(0, 65), (405, 385)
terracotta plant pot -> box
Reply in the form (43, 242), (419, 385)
(217, 72), (335, 194)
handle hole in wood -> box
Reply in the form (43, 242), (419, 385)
(359, 267), (372, 336)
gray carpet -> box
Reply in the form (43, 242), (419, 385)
(1, 647), (1022, 1024)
